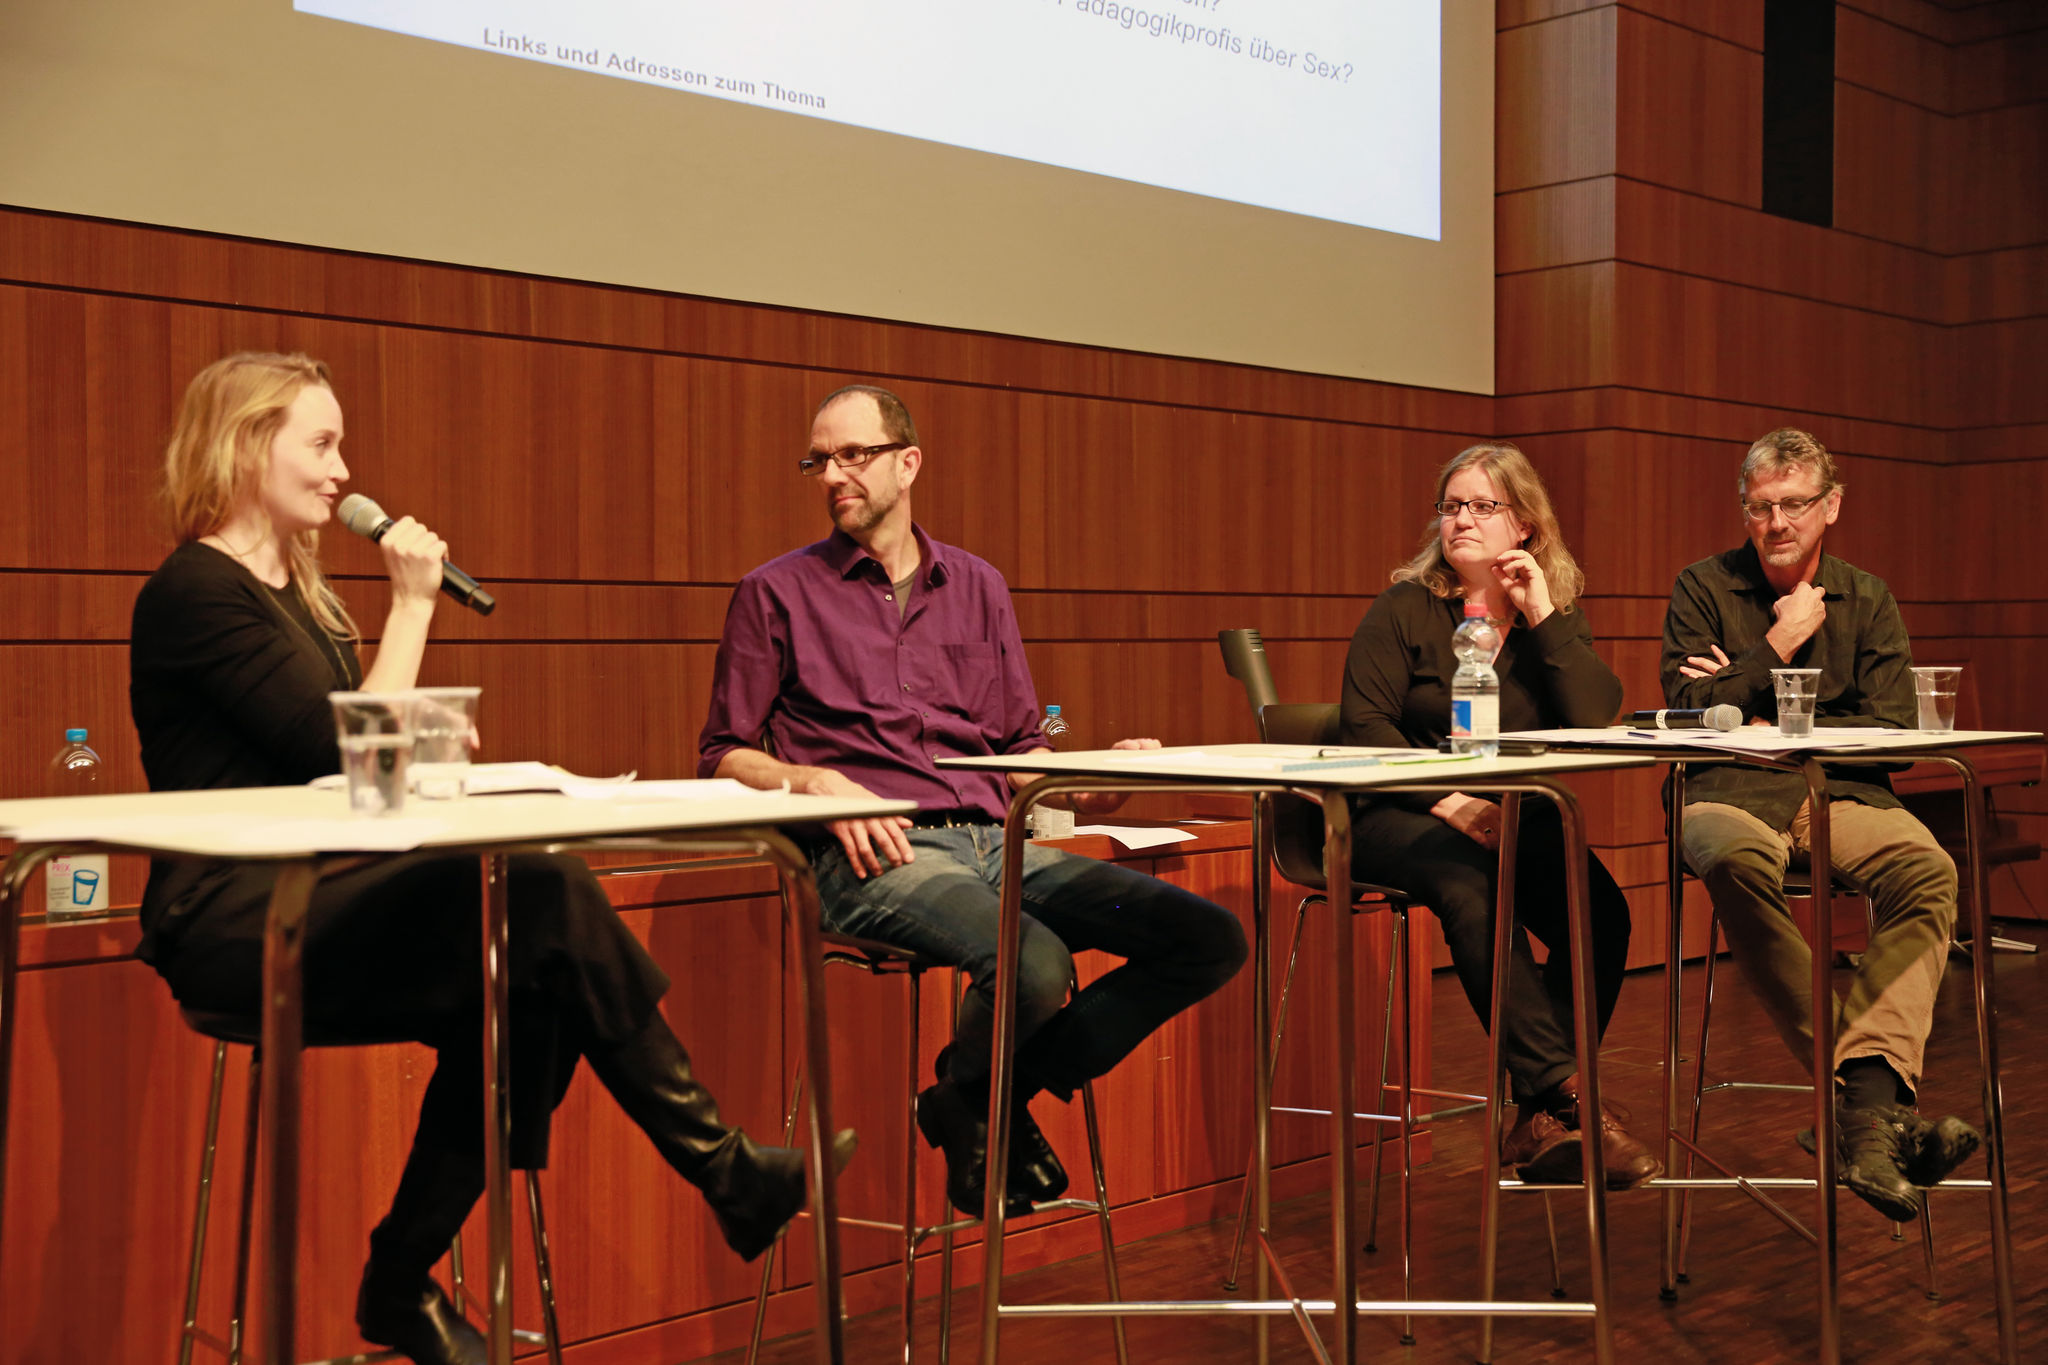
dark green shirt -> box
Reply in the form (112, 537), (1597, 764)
(1660, 542), (1914, 830)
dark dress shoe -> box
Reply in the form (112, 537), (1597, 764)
(1550, 1076), (1663, 1190)
(356, 1274), (486, 1365)
(916, 1080), (1042, 1217)
(1010, 1104), (1069, 1206)
(1500, 1104), (1583, 1184)
(1836, 1106), (1923, 1222)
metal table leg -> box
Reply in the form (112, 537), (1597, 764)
(1321, 789), (1359, 1365)
(1475, 794), (1520, 1365)
(0, 847), (58, 1263)
(1798, 760), (1840, 1365)
(259, 859), (320, 1365)
(760, 831), (849, 1365)
(1916, 754), (2018, 1362)
(481, 854), (515, 1365)
(1660, 765), (1688, 1302)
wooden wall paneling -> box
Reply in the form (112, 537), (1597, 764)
(1495, 262), (1616, 396)
(1953, 315), (2048, 431)
(1497, 179), (1618, 275)
(1833, 83), (1949, 251)
(1842, 0), (2048, 48)
(1614, 8), (1764, 207)
(1952, 23), (2048, 114)
(1496, 7), (1619, 194)
(1837, 3), (1958, 113)
(0, 205), (1497, 441)
(1603, 262), (1950, 428)
(1951, 242), (2048, 326)
(1612, 179), (1950, 323)
(1937, 103), (2048, 256)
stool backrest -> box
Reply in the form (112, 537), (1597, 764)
(1255, 703), (1342, 890)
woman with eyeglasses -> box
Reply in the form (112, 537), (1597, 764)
(1338, 441), (1658, 1189)
(129, 352), (848, 1365)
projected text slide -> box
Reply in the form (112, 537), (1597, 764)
(296, 0), (1442, 239)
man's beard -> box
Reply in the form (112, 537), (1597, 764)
(832, 486), (897, 535)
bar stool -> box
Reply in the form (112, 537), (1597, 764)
(175, 1009), (561, 1365)
(744, 934), (1127, 1365)
(1672, 866), (1939, 1295)
(1218, 704), (1502, 1321)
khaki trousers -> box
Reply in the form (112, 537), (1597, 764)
(1681, 798), (1956, 1093)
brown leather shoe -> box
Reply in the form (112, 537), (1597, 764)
(1501, 1104), (1584, 1184)
(1550, 1075), (1663, 1190)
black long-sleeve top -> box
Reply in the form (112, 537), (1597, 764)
(1339, 581), (1623, 811)
(1660, 542), (1913, 829)
(128, 541), (361, 960)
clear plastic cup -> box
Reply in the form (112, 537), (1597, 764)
(1771, 668), (1822, 739)
(1911, 666), (1961, 734)
(329, 692), (414, 816)
(408, 686), (481, 799)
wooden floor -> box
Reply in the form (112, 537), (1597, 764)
(720, 919), (2048, 1364)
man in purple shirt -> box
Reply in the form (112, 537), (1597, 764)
(700, 384), (1246, 1216)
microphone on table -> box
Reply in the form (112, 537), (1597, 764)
(337, 494), (497, 616)
(1629, 705), (1742, 732)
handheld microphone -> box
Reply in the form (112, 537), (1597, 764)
(337, 494), (497, 616)
(1629, 705), (1742, 732)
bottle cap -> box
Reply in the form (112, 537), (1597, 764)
(1046, 705), (1061, 715)
(1462, 600), (1489, 617)
(65, 728), (88, 743)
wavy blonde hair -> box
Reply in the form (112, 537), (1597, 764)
(1390, 441), (1587, 612)
(162, 352), (356, 639)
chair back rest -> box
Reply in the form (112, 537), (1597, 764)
(1218, 628), (1280, 721)
(1254, 702), (1341, 889)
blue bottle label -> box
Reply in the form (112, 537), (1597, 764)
(1451, 699), (1472, 737)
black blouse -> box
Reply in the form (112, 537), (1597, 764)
(130, 541), (362, 795)
(1339, 580), (1623, 807)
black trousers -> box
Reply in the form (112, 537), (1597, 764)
(145, 851), (670, 1168)
(1349, 797), (1632, 1103)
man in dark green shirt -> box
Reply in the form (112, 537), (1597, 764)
(1660, 427), (1979, 1223)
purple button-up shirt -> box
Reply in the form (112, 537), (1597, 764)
(697, 525), (1045, 821)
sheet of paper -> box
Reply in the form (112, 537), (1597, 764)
(312, 761), (638, 796)
(1071, 824), (1199, 851)
(1511, 726), (1910, 759)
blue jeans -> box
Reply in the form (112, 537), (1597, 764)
(812, 826), (1246, 1100)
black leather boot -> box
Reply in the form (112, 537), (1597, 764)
(586, 1012), (855, 1262)
(356, 1274), (487, 1365)
(356, 1145), (488, 1365)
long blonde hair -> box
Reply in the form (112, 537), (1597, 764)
(1390, 441), (1587, 611)
(162, 352), (356, 640)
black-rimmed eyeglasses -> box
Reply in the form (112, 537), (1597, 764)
(1434, 498), (1511, 519)
(798, 443), (908, 476)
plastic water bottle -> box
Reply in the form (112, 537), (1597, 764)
(1450, 603), (1502, 759)
(1029, 705), (1076, 838)
(45, 728), (110, 917)
(1037, 704), (1070, 747)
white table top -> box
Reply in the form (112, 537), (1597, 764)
(0, 784), (913, 860)
(939, 742), (1660, 787)
(1512, 726), (2043, 760)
